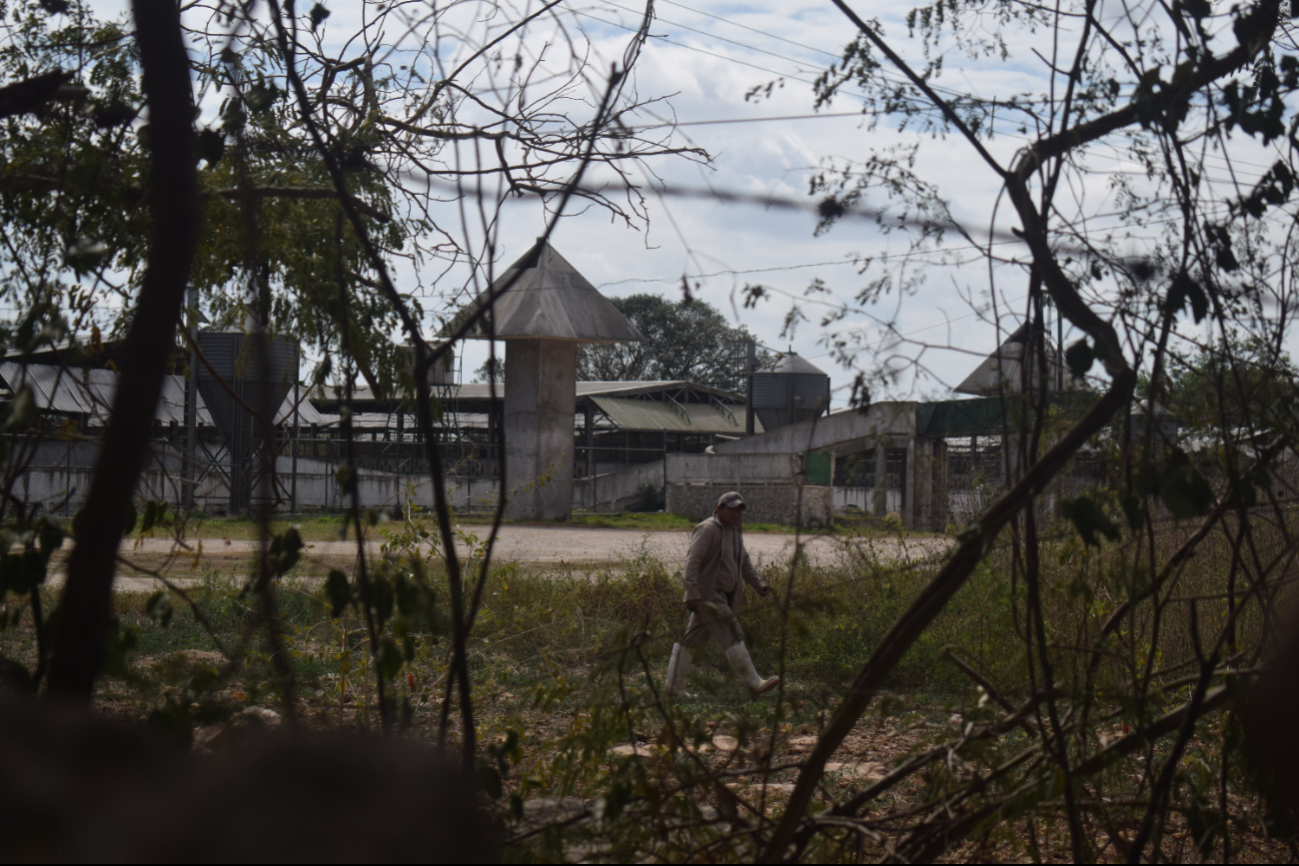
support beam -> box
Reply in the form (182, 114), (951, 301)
(583, 402), (594, 478)
(873, 442), (887, 516)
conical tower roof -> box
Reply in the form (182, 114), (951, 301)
(764, 352), (827, 376)
(470, 238), (643, 343)
(955, 322), (1075, 395)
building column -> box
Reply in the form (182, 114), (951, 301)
(873, 440), (887, 516)
(913, 438), (931, 531)
(905, 436), (917, 528)
(933, 438), (949, 531)
(583, 402), (594, 478)
(503, 338), (576, 520)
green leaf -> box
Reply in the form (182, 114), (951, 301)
(1161, 465), (1214, 519)
(269, 526), (304, 576)
(3, 387), (35, 432)
(122, 502), (138, 536)
(1061, 496), (1120, 546)
(140, 500), (158, 533)
(1164, 271), (1209, 323)
(326, 569), (351, 617)
(64, 238), (110, 276)
(102, 616), (138, 679)
(245, 81), (282, 112)
(375, 636), (403, 680)
(1120, 492), (1144, 531)
(595, 781), (632, 821)
(309, 2), (331, 31)
(1064, 339), (1093, 378)
(197, 128), (225, 166)
(145, 590), (173, 629)
(369, 575), (394, 628)
(1216, 245), (1239, 272)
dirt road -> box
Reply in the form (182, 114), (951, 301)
(61, 526), (951, 592)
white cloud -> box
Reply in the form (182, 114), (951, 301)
(75, 0), (1297, 406)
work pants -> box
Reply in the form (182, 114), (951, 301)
(681, 588), (744, 651)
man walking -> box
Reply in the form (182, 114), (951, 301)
(665, 491), (780, 697)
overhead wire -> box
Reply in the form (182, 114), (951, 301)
(596, 240), (1024, 288)
(577, 0), (1285, 178)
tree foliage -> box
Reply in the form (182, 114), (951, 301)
(575, 294), (770, 392)
(4, 0), (1299, 860)
(1162, 334), (1299, 438)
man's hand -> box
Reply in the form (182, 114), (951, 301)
(685, 598), (701, 613)
(757, 584), (771, 598)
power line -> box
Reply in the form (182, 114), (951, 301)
(574, 10), (834, 91)
(656, 0), (843, 62)
(658, 111), (865, 128)
(573, 7), (1014, 131)
(598, 0), (832, 72)
(596, 240), (1022, 288)
(584, 1), (1286, 177)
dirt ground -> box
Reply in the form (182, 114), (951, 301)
(50, 526), (953, 591)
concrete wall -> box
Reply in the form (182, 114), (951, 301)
(666, 482), (833, 526)
(503, 339), (576, 520)
(573, 460), (665, 512)
(707, 401), (958, 530)
(662, 452), (833, 526)
(667, 452), (801, 484)
(712, 401), (916, 456)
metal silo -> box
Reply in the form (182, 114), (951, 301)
(751, 353), (830, 431)
(195, 328), (299, 512)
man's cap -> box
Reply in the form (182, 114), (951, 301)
(716, 491), (745, 510)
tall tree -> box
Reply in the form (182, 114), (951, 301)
(45, 0), (199, 698)
(726, 0), (1299, 860)
(575, 293), (769, 392)
(0, 0), (701, 708)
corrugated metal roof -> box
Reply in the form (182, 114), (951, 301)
(0, 363), (319, 428)
(469, 238), (643, 343)
(314, 380), (738, 402)
(591, 395), (760, 434)
(274, 392), (326, 426)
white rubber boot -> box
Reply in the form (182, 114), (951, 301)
(726, 641), (780, 696)
(666, 643), (693, 697)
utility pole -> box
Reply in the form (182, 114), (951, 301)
(1057, 298), (1065, 391)
(745, 338), (756, 435)
(183, 286), (198, 511)
(290, 378), (300, 513)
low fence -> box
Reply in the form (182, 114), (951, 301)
(11, 437), (505, 516)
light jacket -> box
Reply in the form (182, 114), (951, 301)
(683, 514), (767, 614)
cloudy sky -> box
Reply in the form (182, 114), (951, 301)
(86, 0), (1294, 405)
(420, 0), (1052, 406)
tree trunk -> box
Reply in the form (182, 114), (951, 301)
(45, 0), (198, 698)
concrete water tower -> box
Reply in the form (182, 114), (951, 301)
(471, 238), (642, 519)
(750, 352), (831, 431)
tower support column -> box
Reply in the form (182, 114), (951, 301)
(503, 338), (576, 519)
